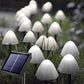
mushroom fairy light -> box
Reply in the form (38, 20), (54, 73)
(29, 0), (38, 15)
(58, 54), (79, 84)
(28, 45), (45, 75)
(18, 19), (32, 33)
(41, 13), (52, 37)
(2, 30), (19, 53)
(28, 45), (45, 64)
(20, 6), (31, 18)
(23, 31), (36, 51)
(48, 22), (62, 42)
(18, 16), (29, 26)
(36, 59), (59, 84)
(42, 2), (53, 13)
(32, 21), (44, 38)
(35, 35), (47, 48)
(43, 36), (58, 57)
(15, 10), (25, 23)
(61, 41), (79, 59)
(55, 10), (66, 28)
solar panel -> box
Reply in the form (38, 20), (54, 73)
(1, 51), (31, 76)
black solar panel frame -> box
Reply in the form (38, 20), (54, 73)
(1, 51), (31, 77)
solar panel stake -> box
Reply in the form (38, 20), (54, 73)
(22, 72), (25, 84)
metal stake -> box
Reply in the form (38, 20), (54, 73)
(22, 72), (26, 84)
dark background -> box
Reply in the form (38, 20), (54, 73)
(0, 0), (70, 12)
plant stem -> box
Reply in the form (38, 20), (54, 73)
(15, 45), (18, 51)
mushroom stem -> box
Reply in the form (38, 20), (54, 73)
(44, 81), (48, 84)
(9, 45), (11, 53)
(55, 35), (57, 42)
(27, 43), (31, 51)
(46, 24), (49, 37)
(34, 64), (37, 72)
(37, 32), (40, 39)
(59, 20), (62, 29)
(23, 31), (26, 37)
(68, 74), (71, 84)
(34, 64), (37, 84)
(46, 51), (50, 57)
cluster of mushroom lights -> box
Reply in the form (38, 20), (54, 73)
(1, 0), (80, 84)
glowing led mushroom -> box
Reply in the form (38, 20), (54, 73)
(42, 2), (53, 12)
(43, 36), (58, 57)
(15, 10), (25, 23)
(32, 21), (44, 38)
(58, 54), (79, 84)
(29, 0), (38, 15)
(28, 45), (45, 64)
(48, 22), (62, 41)
(20, 7), (31, 18)
(41, 13), (52, 24)
(19, 19), (32, 32)
(28, 45), (45, 83)
(18, 16), (30, 26)
(23, 31), (36, 51)
(35, 35), (46, 48)
(29, 0), (37, 6)
(41, 13), (52, 37)
(55, 10), (66, 28)
(61, 41), (79, 59)
(43, 36), (58, 52)
(2, 30), (19, 53)
(36, 59), (59, 83)
(55, 10), (66, 21)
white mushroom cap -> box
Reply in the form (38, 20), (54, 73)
(29, 0), (37, 6)
(61, 41), (79, 59)
(29, 0), (38, 14)
(20, 7), (31, 18)
(36, 59), (59, 80)
(43, 36), (58, 51)
(32, 21), (44, 33)
(23, 31), (36, 43)
(28, 45), (45, 64)
(18, 16), (30, 26)
(41, 13), (52, 24)
(15, 10), (25, 22)
(19, 19), (32, 32)
(2, 30), (19, 45)
(48, 22), (62, 35)
(58, 54), (79, 74)
(42, 2), (53, 12)
(55, 10), (66, 20)
(36, 35), (47, 47)
(29, 4), (38, 15)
